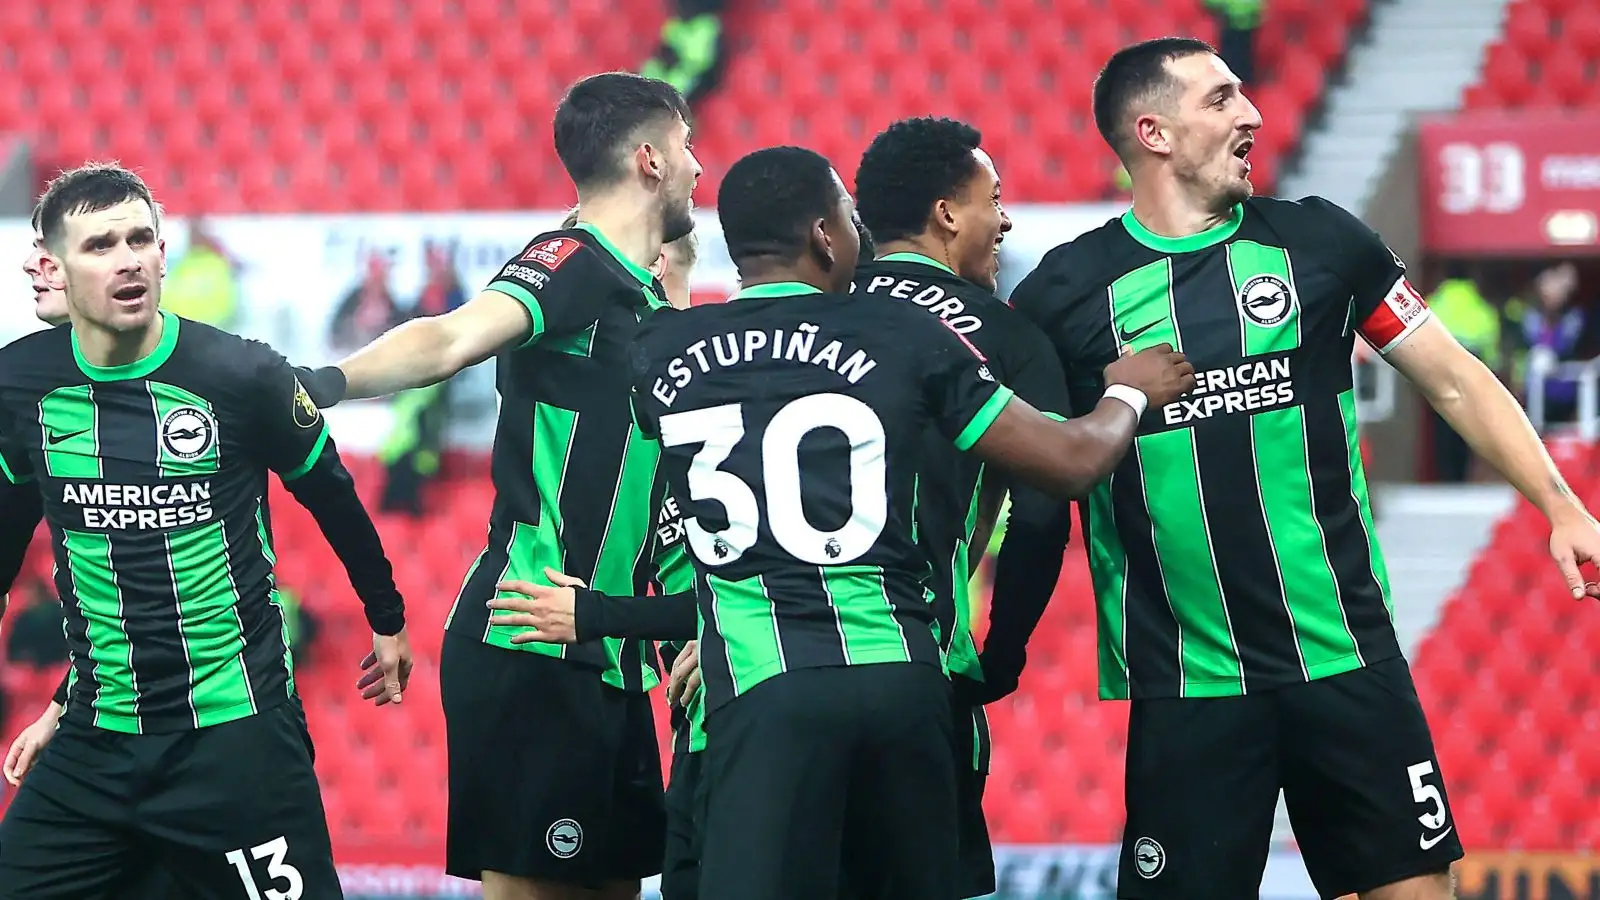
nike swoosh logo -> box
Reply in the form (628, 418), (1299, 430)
(1117, 320), (1161, 344)
(1420, 827), (1453, 850)
(46, 428), (90, 446)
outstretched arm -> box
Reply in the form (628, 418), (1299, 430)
(1386, 316), (1600, 596)
(330, 291), (533, 401)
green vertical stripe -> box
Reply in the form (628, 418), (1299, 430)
(594, 424), (664, 691)
(1341, 391), (1394, 616)
(62, 530), (138, 732)
(487, 402), (577, 655)
(40, 386), (100, 479)
(947, 474), (985, 679)
(945, 540), (981, 678)
(1230, 244), (1362, 674)
(822, 566), (912, 666)
(1111, 259), (1243, 696)
(167, 522), (256, 726)
(256, 504), (293, 698)
(706, 573), (784, 696)
(1086, 482), (1130, 699)
(1137, 432), (1241, 694)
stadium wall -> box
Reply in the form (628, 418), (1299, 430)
(0, 205), (1126, 454)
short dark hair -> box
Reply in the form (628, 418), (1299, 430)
(1093, 37), (1217, 159)
(855, 117), (984, 244)
(36, 162), (159, 250)
(718, 147), (840, 266)
(553, 72), (692, 191)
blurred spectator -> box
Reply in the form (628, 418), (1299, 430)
(1206, 0), (1260, 85)
(378, 242), (464, 515)
(160, 217), (239, 329)
(4, 580), (65, 668)
(1517, 262), (1585, 424)
(1427, 262), (1501, 481)
(328, 250), (402, 354)
(641, 0), (726, 103)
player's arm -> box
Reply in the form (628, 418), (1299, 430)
(935, 338), (1193, 499)
(976, 321), (1078, 700)
(1318, 196), (1600, 598)
(488, 576), (699, 643)
(317, 290), (532, 402)
(312, 239), (605, 403)
(0, 418), (42, 599)
(0, 480), (42, 599)
(247, 353), (407, 637)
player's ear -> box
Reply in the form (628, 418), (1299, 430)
(650, 249), (669, 280)
(1133, 114), (1171, 156)
(39, 249), (66, 291)
(810, 217), (835, 270)
(635, 142), (664, 185)
(931, 198), (959, 237)
(158, 237), (168, 278)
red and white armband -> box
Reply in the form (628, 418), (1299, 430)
(1357, 277), (1432, 355)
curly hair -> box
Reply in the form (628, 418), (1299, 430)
(854, 117), (983, 245)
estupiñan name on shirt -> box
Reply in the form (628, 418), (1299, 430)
(650, 323), (879, 408)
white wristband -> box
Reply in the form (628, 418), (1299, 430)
(1102, 383), (1149, 419)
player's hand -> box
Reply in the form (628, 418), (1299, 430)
(667, 640), (701, 708)
(1549, 510), (1600, 599)
(357, 628), (414, 706)
(4, 704), (63, 786)
(489, 568), (590, 644)
(1103, 343), (1196, 409)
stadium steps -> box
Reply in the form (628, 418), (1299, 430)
(1282, 0), (1510, 211)
(1372, 483), (1517, 656)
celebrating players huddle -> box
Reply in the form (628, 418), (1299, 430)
(3, 35), (1599, 900)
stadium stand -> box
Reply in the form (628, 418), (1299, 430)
(1461, 0), (1600, 109)
(0, 0), (1363, 212)
(0, 0), (1417, 866)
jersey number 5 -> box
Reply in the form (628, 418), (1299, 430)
(660, 393), (888, 566)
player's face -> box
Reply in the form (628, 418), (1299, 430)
(947, 148), (1012, 293)
(24, 235), (68, 325)
(1167, 53), (1261, 211)
(656, 117), (702, 244)
(43, 198), (166, 334)
(823, 169), (862, 293)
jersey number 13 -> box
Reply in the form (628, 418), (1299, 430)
(659, 393), (888, 567)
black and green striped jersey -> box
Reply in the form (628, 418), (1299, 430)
(445, 224), (678, 692)
(629, 281), (1015, 715)
(0, 312), (402, 733)
(852, 253), (1071, 686)
(1011, 197), (1432, 700)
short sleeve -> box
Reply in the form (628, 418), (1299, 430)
(917, 315), (1015, 451)
(628, 327), (666, 438)
(1297, 197), (1429, 354)
(485, 233), (608, 349)
(1008, 240), (1106, 380)
(247, 346), (332, 481)
(1002, 316), (1073, 420)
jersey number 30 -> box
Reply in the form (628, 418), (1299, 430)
(660, 393), (888, 567)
